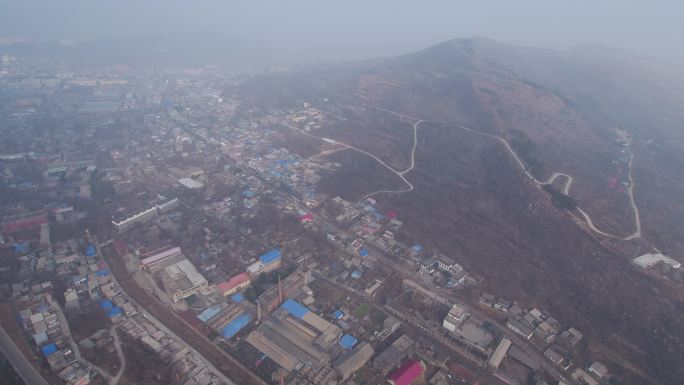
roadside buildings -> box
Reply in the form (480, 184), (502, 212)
(506, 317), (535, 340)
(160, 259), (209, 302)
(112, 198), (178, 233)
(217, 272), (251, 296)
(246, 248), (282, 277)
(488, 338), (512, 369)
(333, 342), (375, 381)
(140, 246), (208, 302)
(442, 304), (467, 332)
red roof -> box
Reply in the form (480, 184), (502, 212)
(299, 213), (314, 222)
(1, 214), (47, 233)
(217, 272), (251, 293)
(386, 210), (397, 219)
(388, 359), (425, 385)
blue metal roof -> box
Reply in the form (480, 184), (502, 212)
(339, 334), (358, 349)
(100, 300), (113, 311)
(351, 270), (362, 279)
(359, 248), (369, 257)
(281, 299), (309, 319)
(14, 242), (29, 254)
(332, 310), (344, 319)
(197, 305), (222, 323)
(107, 307), (122, 317)
(96, 269), (110, 277)
(231, 293), (245, 303)
(41, 343), (57, 357)
(412, 244), (423, 252)
(221, 313), (251, 339)
(259, 249), (281, 264)
(85, 244), (96, 257)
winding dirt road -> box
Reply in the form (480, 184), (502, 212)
(110, 326), (126, 385)
(304, 106), (643, 242)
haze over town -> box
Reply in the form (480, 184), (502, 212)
(1, 1), (684, 65)
(0, 2), (683, 385)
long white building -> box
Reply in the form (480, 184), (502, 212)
(112, 198), (178, 233)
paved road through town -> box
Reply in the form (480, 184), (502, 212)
(0, 324), (50, 385)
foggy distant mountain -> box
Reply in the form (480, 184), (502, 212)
(228, 37), (684, 385)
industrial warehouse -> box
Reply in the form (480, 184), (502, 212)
(246, 299), (340, 371)
(139, 246), (208, 302)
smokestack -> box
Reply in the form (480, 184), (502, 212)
(280, 372), (285, 385)
(278, 274), (283, 305)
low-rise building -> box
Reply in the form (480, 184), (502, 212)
(246, 248), (282, 277)
(217, 272), (251, 296)
(388, 359), (426, 385)
(506, 317), (534, 339)
(160, 259), (208, 302)
(544, 347), (564, 366)
(488, 337), (512, 369)
(588, 361), (609, 379)
(334, 342), (375, 381)
(442, 303), (467, 332)
(374, 334), (414, 374)
(559, 327), (583, 347)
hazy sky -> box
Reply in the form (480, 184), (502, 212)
(1, 0), (683, 64)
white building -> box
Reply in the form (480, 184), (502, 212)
(111, 198), (178, 233)
(443, 303), (468, 332)
(160, 259), (208, 302)
(488, 338), (511, 369)
(633, 253), (681, 269)
(112, 206), (158, 233)
(178, 178), (204, 189)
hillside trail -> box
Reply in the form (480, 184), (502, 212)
(302, 105), (642, 242)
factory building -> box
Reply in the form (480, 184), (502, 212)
(217, 272), (251, 296)
(221, 313), (251, 339)
(279, 299), (342, 350)
(138, 246), (207, 302)
(247, 248), (282, 277)
(178, 177), (204, 189)
(256, 269), (311, 312)
(140, 247), (185, 273)
(245, 299), (341, 372)
(160, 259), (208, 302)
(334, 342), (375, 381)
(246, 318), (330, 371)
(488, 337), (512, 369)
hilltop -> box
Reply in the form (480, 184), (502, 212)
(226, 38), (684, 384)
